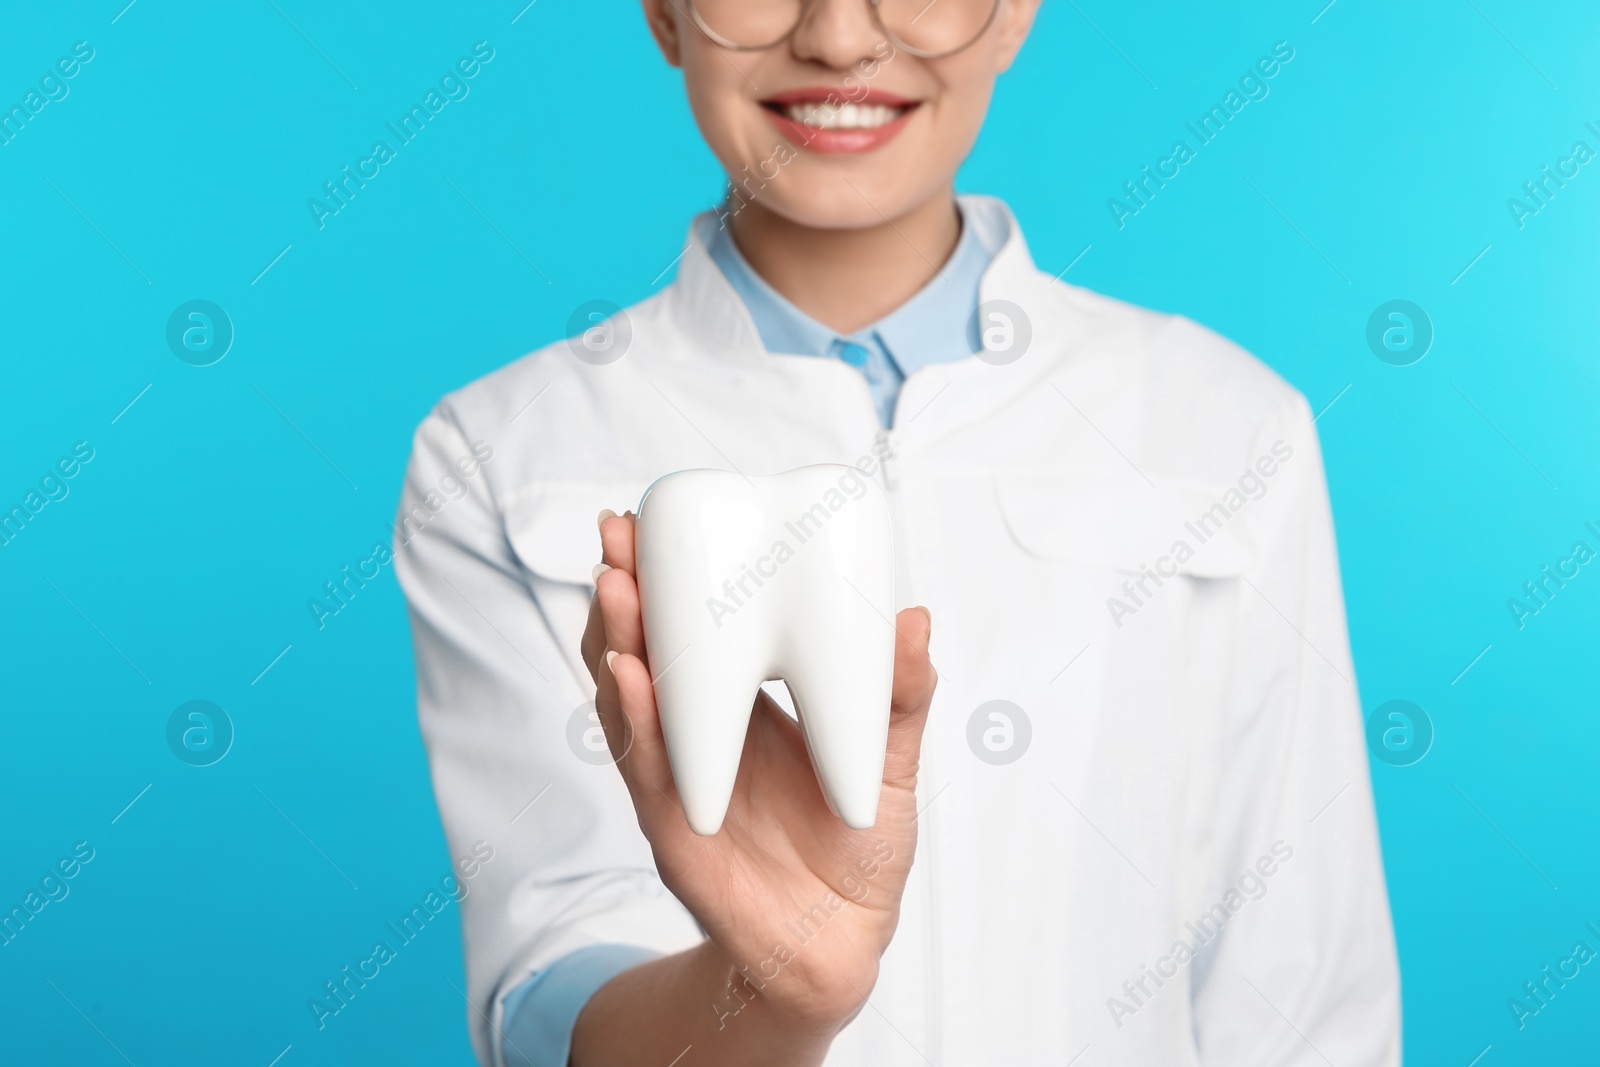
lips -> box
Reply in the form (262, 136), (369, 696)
(760, 87), (919, 154)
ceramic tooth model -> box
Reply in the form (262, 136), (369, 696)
(634, 465), (896, 836)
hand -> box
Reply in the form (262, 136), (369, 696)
(579, 508), (937, 1041)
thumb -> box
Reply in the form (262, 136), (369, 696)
(884, 606), (936, 788)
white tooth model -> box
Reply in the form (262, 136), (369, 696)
(634, 465), (896, 836)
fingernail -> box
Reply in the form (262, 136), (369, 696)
(593, 562), (611, 582)
(915, 605), (933, 629)
(598, 508), (618, 531)
(605, 650), (619, 671)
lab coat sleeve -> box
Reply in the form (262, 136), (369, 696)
(392, 402), (704, 1067)
(497, 944), (663, 1067)
(1189, 394), (1402, 1065)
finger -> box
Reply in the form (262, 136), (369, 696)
(884, 606), (937, 787)
(596, 562), (647, 660)
(599, 509), (637, 576)
(605, 649), (682, 824)
(592, 513), (648, 764)
(891, 606), (936, 713)
(581, 573), (607, 683)
(592, 637), (632, 763)
(584, 509), (626, 682)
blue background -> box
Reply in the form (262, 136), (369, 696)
(2, 1), (1595, 1063)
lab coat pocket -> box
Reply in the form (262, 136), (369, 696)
(991, 472), (1259, 813)
(503, 480), (647, 587)
(995, 472), (1258, 579)
(503, 480), (649, 681)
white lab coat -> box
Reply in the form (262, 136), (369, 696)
(395, 195), (1401, 1066)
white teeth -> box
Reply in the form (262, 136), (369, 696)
(635, 465), (897, 836)
(783, 101), (903, 130)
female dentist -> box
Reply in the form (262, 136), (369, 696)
(394, 1), (1402, 1065)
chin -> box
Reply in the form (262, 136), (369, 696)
(760, 185), (909, 230)
(726, 157), (939, 230)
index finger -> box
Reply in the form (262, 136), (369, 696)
(599, 509), (637, 576)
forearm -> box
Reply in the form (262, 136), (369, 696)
(570, 939), (844, 1067)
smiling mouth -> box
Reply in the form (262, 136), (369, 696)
(758, 90), (921, 153)
(765, 100), (915, 130)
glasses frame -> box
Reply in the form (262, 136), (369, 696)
(685, 0), (1002, 60)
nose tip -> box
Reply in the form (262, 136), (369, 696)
(788, 0), (889, 69)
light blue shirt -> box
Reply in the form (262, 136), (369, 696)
(708, 200), (994, 427)
(496, 204), (994, 1066)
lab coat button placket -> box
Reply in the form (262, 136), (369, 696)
(876, 428), (900, 491)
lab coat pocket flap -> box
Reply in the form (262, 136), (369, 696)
(996, 473), (1257, 578)
(504, 480), (647, 586)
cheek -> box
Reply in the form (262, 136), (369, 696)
(680, 47), (769, 168)
(867, 88), (986, 203)
(924, 63), (995, 154)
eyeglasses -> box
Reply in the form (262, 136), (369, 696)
(686, 0), (1001, 60)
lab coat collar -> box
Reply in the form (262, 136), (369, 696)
(666, 195), (1042, 366)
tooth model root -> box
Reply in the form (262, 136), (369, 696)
(780, 623), (890, 830)
(652, 651), (767, 836)
(635, 465), (897, 836)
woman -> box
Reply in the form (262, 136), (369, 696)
(395, 1), (1401, 1064)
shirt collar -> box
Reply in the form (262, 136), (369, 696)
(872, 211), (995, 376)
(666, 195), (1038, 365)
(703, 199), (999, 373)
(704, 220), (837, 360)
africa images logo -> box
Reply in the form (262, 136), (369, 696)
(1107, 41), (1295, 230)
(307, 42), (495, 230)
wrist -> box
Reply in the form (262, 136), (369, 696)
(694, 937), (873, 1043)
